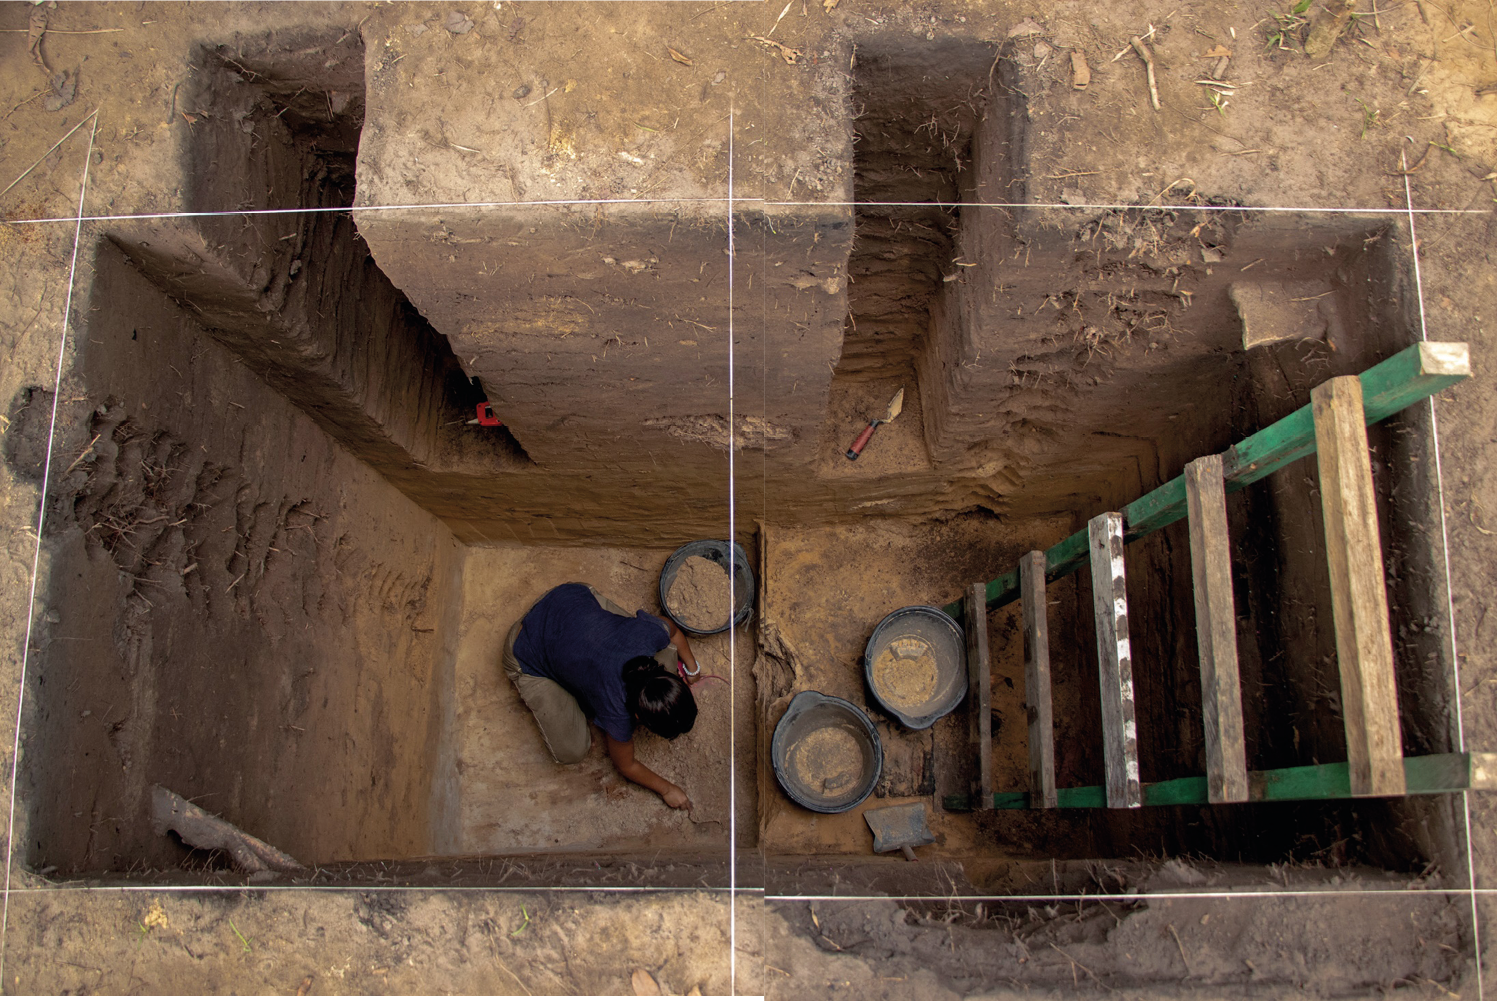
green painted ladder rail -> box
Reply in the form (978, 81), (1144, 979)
(943, 751), (1497, 811)
(943, 340), (1473, 811)
(942, 341), (1472, 618)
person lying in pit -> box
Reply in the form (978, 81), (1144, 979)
(502, 581), (700, 810)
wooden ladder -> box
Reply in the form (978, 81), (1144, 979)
(948, 342), (1483, 811)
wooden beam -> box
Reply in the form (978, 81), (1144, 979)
(943, 751), (1491, 810)
(1019, 551), (1057, 809)
(1184, 455), (1249, 804)
(1313, 375), (1405, 797)
(964, 583), (993, 810)
(1089, 512), (1141, 808)
(946, 341), (1471, 616)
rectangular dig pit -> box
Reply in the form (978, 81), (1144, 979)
(17, 215), (1466, 892)
(8, 20), (1468, 909)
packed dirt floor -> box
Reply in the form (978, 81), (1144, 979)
(1, 0), (1496, 997)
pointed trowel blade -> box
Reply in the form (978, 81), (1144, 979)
(883, 387), (905, 423)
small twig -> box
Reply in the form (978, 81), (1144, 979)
(63, 434), (101, 475)
(766, 0), (794, 35)
(0, 27), (124, 34)
(1131, 36), (1161, 110)
(1050, 943), (1115, 991)
(3, 89), (45, 120)
(0, 110), (99, 205)
(689, 1), (735, 21)
(493, 956), (530, 996)
(1390, 143), (1433, 176)
(1112, 24), (1156, 61)
(1167, 923), (1192, 975)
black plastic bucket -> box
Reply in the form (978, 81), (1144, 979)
(658, 539), (754, 635)
(771, 691), (883, 814)
(863, 605), (966, 730)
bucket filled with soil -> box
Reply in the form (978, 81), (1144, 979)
(658, 540), (755, 635)
(863, 606), (966, 729)
(771, 691), (883, 814)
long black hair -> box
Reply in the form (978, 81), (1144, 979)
(622, 657), (697, 739)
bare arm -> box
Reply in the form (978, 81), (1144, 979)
(606, 733), (691, 809)
(665, 620), (700, 675)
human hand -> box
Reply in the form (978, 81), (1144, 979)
(662, 784), (691, 810)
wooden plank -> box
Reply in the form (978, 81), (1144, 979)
(949, 341), (1471, 615)
(1313, 375), (1405, 797)
(1225, 340), (1471, 487)
(1019, 551), (1057, 809)
(964, 584), (993, 810)
(943, 751), (1482, 810)
(1184, 455), (1249, 804)
(1089, 512), (1141, 808)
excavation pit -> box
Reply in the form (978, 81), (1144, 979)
(5, 22), (1464, 917)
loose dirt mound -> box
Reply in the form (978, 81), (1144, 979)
(871, 646), (939, 712)
(665, 556), (730, 632)
(790, 726), (863, 798)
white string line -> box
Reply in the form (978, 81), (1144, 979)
(0, 110), (99, 989)
(726, 107), (738, 999)
(11, 883), (1495, 901)
(1402, 144), (1484, 998)
(2, 200), (1489, 228)
(8, 884), (745, 895)
(773, 201), (1490, 214)
(2, 885), (1485, 904)
(765, 888), (1486, 902)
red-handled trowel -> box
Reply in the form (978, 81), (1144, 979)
(844, 387), (904, 461)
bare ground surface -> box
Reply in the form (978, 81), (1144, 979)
(0, 0), (1494, 997)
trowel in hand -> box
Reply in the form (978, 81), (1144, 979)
(844, 387), (904, 461)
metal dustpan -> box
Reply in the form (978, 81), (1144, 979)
(863, 802), (935, 861)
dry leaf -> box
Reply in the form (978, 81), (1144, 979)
(1202, 44), (1232, 58)
(296, 977), (313, 997)
(748, 34), (801, 64)
(631, 968), (661, 996)
(823, 0), (841, 9)
(27, 6), (48, 70)
(668, 46), (694, 66)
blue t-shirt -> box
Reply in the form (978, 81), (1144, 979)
(512, 583), (670, 743)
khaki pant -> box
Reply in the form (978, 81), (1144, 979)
(502, 586), (676, 764)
